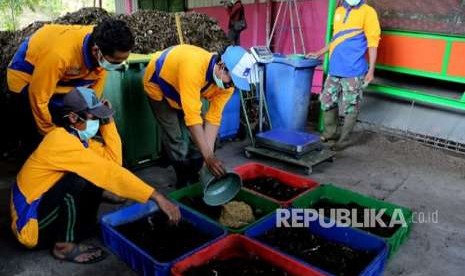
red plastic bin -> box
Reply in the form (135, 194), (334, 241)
(171, 234), (325, 276)
(234, 162), (319, 206)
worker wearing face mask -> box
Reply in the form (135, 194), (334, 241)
(10, 87), (181, 264)
(307, 0), (380, 151)
(143, 44), (255, 188)
(6, 19), (134, 158)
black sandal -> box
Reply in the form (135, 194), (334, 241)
(52, 244), (108, 264)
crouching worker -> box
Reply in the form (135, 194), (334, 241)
(143, 44), (255, 188)
(10, 87), (180, 264)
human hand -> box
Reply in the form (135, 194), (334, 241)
(153, 193), (181, 224)
(204, 155), (226, 178)
(100, 98), (114, 123)
(305, 52), (321, 59)
(364, 70), (375, 87)
(101, 98), (113, 109)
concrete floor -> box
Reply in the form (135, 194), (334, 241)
(1, 130), (464, 276)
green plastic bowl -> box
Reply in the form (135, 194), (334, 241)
(200, 167), (242, 206)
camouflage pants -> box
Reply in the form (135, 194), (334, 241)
(320, 75), (364, 115)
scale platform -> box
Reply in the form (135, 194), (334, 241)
(242, 46), (335, 175)
(244, 145), (335, 175)
(246, 129), (336, 175)
(255, 129), (323, 157)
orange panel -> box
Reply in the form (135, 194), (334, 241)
(447, 42), (465, 77)
(377, 34), (446, 73)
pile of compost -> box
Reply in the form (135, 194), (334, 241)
(0, 7), (229, 95)
(180, 196), (264, 229)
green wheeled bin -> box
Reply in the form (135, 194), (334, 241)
(138, 0), (185, 12)
(103, 53), (161, 169)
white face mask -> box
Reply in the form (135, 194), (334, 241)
(213, 70), (226, 89)
(98, 50), (127, 71)
(345, 0), (362, 6)
(213, 65), (233, 90)
(73, 119), (100, 141)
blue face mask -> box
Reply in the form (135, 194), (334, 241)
(73, 119), (100, 141)
(98, 51), (126, 71)
(213, 70), (226, 89)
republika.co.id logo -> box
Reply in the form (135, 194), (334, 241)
(276, 208), (438, 228)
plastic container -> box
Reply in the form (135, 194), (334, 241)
(100, 201), (227, 276)
(292, 184), (413, 258)
(265, 55), (321, 130)
(168, 183), (280, 233)
(171, 234), (325, 276)
(245, 210), (389, 276)
(103, 53), (161, 169)
(199, 166), (242, 206)
(219, 88), (241, 140)
(234, 162), (319, 206)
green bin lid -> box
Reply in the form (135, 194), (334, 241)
(287, 54), (306, 60)
(127, 53), (152, 64)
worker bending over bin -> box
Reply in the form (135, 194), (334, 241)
(307, 0), (381, 151)
(6, 18), (134, 157)
(10, 87), (180, 264)
(143, 44), (255, 188)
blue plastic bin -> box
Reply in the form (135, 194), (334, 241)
(265, 55), (321, 130)
(219, 88), (241, 140)
(100, 201), (227, 276)
(245, 210), (389, 276)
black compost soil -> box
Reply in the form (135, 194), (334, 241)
(184, 257), (288, 276)
(179, 196), (265, 229)
(243, 177), (307, 201)
(312, 199), (401, 238)
(258, 227), (376, 276)
(180, 196), (223, 220)
(115, 211), (213, 262)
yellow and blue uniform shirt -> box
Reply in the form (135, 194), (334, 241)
(10, 122), (154, 248)
(143, 44), (234, 127)
(7, 24), (107, 134)
(329, 2), (381, 78)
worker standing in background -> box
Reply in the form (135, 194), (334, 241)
(143, 44), (255, 188)
(10, 87), (180, 264)
(224, 0), (247, 45)
(6, 19), (134, 159)
(307, 0), (381, 151)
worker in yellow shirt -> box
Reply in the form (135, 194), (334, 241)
(6, 19), (134, 158)
(10, 87), (180, 264)
(307, 0), (380, 151)
(143, 44), (255, 188)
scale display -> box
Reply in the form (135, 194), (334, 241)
(250, 46), (274, 63)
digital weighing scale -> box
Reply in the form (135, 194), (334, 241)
(241, 46), (335, 175)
